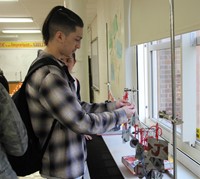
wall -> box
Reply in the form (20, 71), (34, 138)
(65, 0), (90, 102)
(0, 34), (43, 81)
(89, 0), (127, 102)
(0, 48), (39, 81)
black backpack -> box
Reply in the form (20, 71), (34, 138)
(7, 58), (64, 176)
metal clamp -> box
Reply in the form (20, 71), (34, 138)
(124, 88), (138, 93)
(158, 111), (183, 125)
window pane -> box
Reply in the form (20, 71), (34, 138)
(152, 48), (182, 130)
(196, 30), (200, 141)
(196, 45), (200, 141)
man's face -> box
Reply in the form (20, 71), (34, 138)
(62, 26), (83, 57)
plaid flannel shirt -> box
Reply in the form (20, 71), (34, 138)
(26, 50), (127, 179)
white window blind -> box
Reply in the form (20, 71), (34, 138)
(130, 0), (200, 46)
(182, 33), (196, 145)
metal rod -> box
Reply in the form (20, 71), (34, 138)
(106, 23), (110, 100)
(169, 0), (177, 178)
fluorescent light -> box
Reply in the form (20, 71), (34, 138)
(2, 29), (41, 34)
(0, 0), (18, 1)
(0, 17), (33, 23)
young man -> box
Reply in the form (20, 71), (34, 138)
(26, 6), (135, 179)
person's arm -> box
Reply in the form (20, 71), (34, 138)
(0, 84), (28, 156)
(39, 73), (132, 135)
(80, 101), (117, 113)
(80, 98), (132, 113)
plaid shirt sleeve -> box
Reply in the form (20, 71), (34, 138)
(80, 100), (117, 113)
(38, 71), (127, 134)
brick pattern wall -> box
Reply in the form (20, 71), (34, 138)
(157, 48), (182, 120)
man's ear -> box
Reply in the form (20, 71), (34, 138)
(55, 31), (65, 42)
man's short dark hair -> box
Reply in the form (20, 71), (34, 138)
(42, 6), (84, 45)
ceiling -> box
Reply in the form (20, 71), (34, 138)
(0, 0), (96, 39)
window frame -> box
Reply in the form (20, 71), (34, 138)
(136, 32), (200, 175)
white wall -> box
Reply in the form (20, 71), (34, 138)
(0, 34), (43, 81)
(65, 0), (90, 102)
(0, 48), (39, 81)
(89, 0), (127, 102)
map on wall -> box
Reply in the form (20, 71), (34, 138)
(108, 13), (123, 84)
(107, 10), (124, 99)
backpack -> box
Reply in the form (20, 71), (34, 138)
(7, 58), (65, 176)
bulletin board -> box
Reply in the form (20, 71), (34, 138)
(91, 38), (100, 91)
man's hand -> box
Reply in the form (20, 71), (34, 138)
(84, 135), (92, 140)
(116, 99), (131, 108)
(122, 104), (136, 119)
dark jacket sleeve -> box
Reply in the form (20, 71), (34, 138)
(0, 83), (28, 156)
(76, 78), (81, 101)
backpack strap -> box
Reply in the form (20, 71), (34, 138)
(23, 57), (65, 155)
(26, 57), (65, 80)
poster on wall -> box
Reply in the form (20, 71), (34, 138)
(107, 12), (123, 98)
(91, 38), (100, 91)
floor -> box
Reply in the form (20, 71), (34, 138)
(19, 172), (42, 179)
(18, 165), (91, 179)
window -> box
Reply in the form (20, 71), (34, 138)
(150, 39), (182, 132)
(196, 31), (200, 142)
(136, 31), (200, 176)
